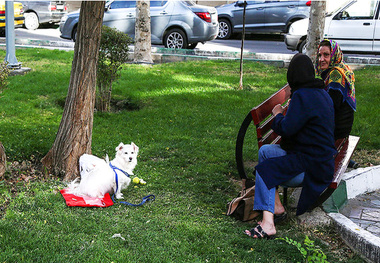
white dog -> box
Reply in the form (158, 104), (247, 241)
(67, 142), (139, 199)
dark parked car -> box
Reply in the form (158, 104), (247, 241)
(216, 0), (311, 39)
(59, 0), (218, 49)
(20, 1), (67, 30)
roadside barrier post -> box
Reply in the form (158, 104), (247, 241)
(5, 0), (21, 69)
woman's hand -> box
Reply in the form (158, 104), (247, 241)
(272, 104), (284, 116)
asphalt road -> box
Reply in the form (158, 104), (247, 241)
(5, 26), (380, 58)
(12, 26), (298, 55)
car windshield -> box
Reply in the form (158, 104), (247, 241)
(325, 0), (352, 16)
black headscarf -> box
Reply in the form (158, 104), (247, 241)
(287, 53), (324, 96)
(281, 54), (325, 151)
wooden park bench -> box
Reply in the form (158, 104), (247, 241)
(235, 84), (360, 208)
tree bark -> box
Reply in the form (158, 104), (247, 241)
(238, 1), (247, 90)
(41, 1), (105, 181)
(305, 0), (326, 61)
(0, 142), (6, 178)
(134, 0), (153, 64)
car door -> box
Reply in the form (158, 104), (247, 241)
(103, 1), (136, 38)
(263, 0), (299, 33)
(232, 1), (266, 32)
(150, 0), (174, 43)
(325, 0), (378, 52)
(373, 2), (380, 52)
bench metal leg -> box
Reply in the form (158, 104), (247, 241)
(283, 187), (288, 208)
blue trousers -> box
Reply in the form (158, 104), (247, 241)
(253, 144), (304, 213)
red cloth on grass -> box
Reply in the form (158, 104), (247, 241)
(60, 188), (114, 207)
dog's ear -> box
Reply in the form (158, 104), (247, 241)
(131, 142), (139, 154)
(116, 143), (124, 152)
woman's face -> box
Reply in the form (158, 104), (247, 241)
(318, 45), (331, 70)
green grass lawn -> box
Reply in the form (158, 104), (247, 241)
(1, 48), (377, 262)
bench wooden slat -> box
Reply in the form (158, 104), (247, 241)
(256, 116), (275, 139)
(259, 130), (280, 146)
(250, 84), (291, 125)
(330, 135), (360, 189)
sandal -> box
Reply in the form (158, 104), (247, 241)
(274, 212), (287, 224)
(244, 225), (275, 240)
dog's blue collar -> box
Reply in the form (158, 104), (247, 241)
(109, 162), (130, 178)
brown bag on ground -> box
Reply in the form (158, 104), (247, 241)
(226, 179), (260, 221)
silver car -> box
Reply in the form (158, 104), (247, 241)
(216, 0), (310, 39)
(20, 1), (68, 30)
(59, 0), (218, 49)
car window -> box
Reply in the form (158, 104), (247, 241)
(182, 1), (196, 6)
(246, 1), (265, 4)
(150, 1), (167, 7)
(340, 0), (377, 20)
(109, 1), (136, 9)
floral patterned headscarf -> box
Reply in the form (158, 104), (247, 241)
(316, 39), (356, 111)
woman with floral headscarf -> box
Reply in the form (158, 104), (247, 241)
(316, 39), (356, 140)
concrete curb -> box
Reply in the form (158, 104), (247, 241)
(329, 212), (380, 263)
(329, 165), (380, 263)
(344, 166), (380, 199)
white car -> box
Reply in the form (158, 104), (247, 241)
(285, 0), (380, 53)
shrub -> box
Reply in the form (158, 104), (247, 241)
(96, 26), (132, 112)
(278, 236), (329, 262)
(0, 61), (9, 91)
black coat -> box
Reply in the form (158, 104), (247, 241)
(256, 54), (337, 215)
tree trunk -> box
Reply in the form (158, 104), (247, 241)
(238, 1), (247, 90)
(305, 0), (326, 61)
(0, 142), (6, 178)
(98, 81), (113, 112)
(41, 1), (105, 181)
(134, 0), (153, 64)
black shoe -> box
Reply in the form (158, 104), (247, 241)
(348, 160), (359, 169)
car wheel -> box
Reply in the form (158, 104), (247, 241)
(187, 43), (198, 49)
(72, 26), (77, 42)
(298, 39), (307, 54)
(217, 19), (232, 39)
(164, 29), (188, 49)
(24, 12), (39, 30)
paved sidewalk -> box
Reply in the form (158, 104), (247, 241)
(341, 189), (380, 238)
(329, 165), (380, 263)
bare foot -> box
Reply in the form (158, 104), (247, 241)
(244, 221), (276, 239)
(274, 206), (285, 215)
(257, 208), (286, 225)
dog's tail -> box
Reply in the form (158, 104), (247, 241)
(105, 154), (110, 164)
(65, 178), (81, 195)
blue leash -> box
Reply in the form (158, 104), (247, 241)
(115, 194), (156, 207)
(109, 162), (155, 206)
